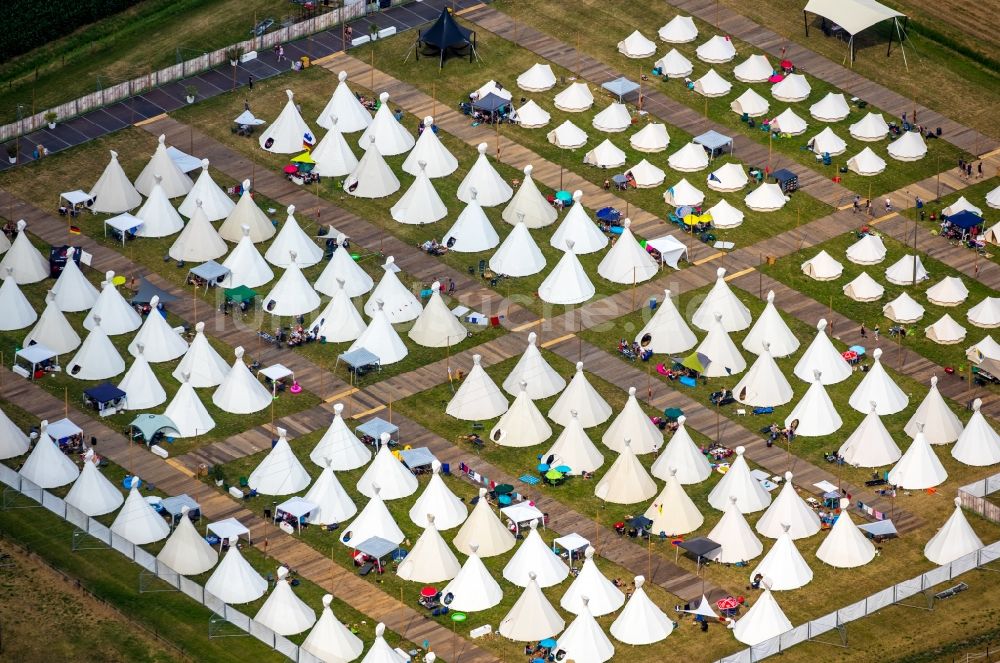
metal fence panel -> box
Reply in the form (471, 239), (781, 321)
(87, 519), (112, 546)
(0, 464), (19, 488)
(950, 551), (978, 577)
(225, 605), (252, 631)
(779, 624), (810, 649)
(837, 599), (867, 623)
(921, 565), (950, 588)
(19, 477), (43, 504)
(156, 561), (181, 589)
(42, 490), (65, 517)
(110, 531), (135, 558)
(750, 637), (781, 660)
(274, 634), (299, 658)
(249, 619), (276, 647)
(717, 649), (753, 663)
(894, 576), (923, 601)
(297, 649), (325, 663)
(866, 587), (895, 612)
(809, 612), (839, 637)
(204, 591), (226, 616)
(65, 503), (89, 530)
(134, 546), (157, 572)
(179, 575), (204, 603)
(981, 542), (1000, 564)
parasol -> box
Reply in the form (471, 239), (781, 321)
(420, 586), (438, 598)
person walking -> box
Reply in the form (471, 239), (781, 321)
(853, 195), (861, 213)
(248, 75), (253, 91)
(860, 323), (867, 339)
(978, 162), (984, 179)
(873, 324), (880, 342)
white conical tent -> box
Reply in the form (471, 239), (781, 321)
(222, 225), (274, 289)
(539, 241), (595, 305)
(693, 268), (753, 332)
(771, 73), (811, 102)
(264, 206), (323, 268)
(557, 597), (616, 663)
(843, 271), (884, 301)
(212, 346), (272, 414)
(65, 458), (124, 516)
(969, 298), (1000, 328)
(696, 312), (747, 377)
(117, 346), (166, 410)
(927, 276), (969, 307)
(744, 181), (787, 211)
(128, 298), (187, 363)
(631, 122), (672, 152)
(583, 139), (627, 168)
(312, 116), (359, 177)
(259, 90), (314, 154)
(19, 422), (79, 488)
(517, 63), (557, 92)
(659, 15), (698, 42)
(547, 120), (588, 149)
(593, 102), (632, 132)
(594, 441), (657, 504)
(927, 314), (967, 345)
(663, 177), (705, 206)
(314, 235), (373, 297)
(731, 88), (770, 117)
(734, 343), (793, 407)
(0, 221), (49, 284)
(218, 180), (275, 243)
(445, 190), (502, 254)
(801, 249), (843, 280)
(163, 373), (215, 437)
(502, 165), (557, 228)
(311, 403), (371, 470)
(771, 108), (808, 135)
(610, 576), (672, 645)
(751, 526), (813, 590)
(816, 504), (876, 568)
(793, 319), (851, 384)
(554, 82), (594, 112)
(847, 146), (887, 176)
(549, 362), (612, 428)
(356, 434), (418, 500)
(408, 282), (466, 348)
(172, 321), (228, 387)
(0, 406), (29, 460)
(441, 544), (503, 612)
(618, 29), (656, 58)
(503, 332), (566, 399)
(708, 496), (764, 563)
(0, 268), (36, 330)
(849, 348), (909, 414)
(785, 371), (842, 436)
(905, 376), (963, 444)
(743, 291), (798, 357)
(302, 594), (365, 663)
(262, 252), (321, 317)
(25, 293), (81, 354)
(318, 71), (372, 132)
(310, 279), (366, 344)
(925, 498), (984, 565)
(888, 130), (928, 161)
(341, 486), (405, 547)
(135, 134), (193, 198)
(697, 35), (737, 62)
(248, 428), (311, 495)
(304, 460), (357, 525)
(602, 387), (662, 454)
(951, 399), (1000, 466)
(889, 428), (948, 488)
(734, 54), (773, 82)
(756, 473), (821, 539)
(809, 126), (847, 156)
(840, 403), (902, 467)
(457, 143), (513, 207)
(491, 383), (552, 448)
(733, 589), (793, 646)
(255, 567), (316, 636)
(453, 488), (516, 558)
(397, 514), (462, 583)
(646, 467), (704, 535)
(408, 461), (467, 530)
(810, 92), (851, 121)
(629, 159), (666, 188)
(205, 546), (267, 604)
(635, 289), (697, 354)
(597, 218), (658, 284)
(83, 273), (142, 336)
(403, 117), (458, 178)
(134, 177), (184, 238)
(358, 92), (414, 155)
(693, 69), (732, 97)
(849, 112), (890, 141)
(967, 336), (1000, 364)
(551, 191), (608, 254)
(67, 317), (126, 380)
(51, 256), (99, 313)
(503, 521), (569, 587)
(364, 257), (421, 323)
(359, 623), (407, 663)
(344, 136), (401, 199)
(544, 410), (605, 475)
(157, 507), (219, 575)
(179, 160), (234, 220)
(391, 162), (448, 225)
(499, 572), (565, 641)
(707, 446), (771, 513)
(707, 162), (749, 192)
(90, 150), (142, 213)
(515, 100), (551, 129)
(446, 354), (508, 421)
(651, 416), (712, 484)
(846, 233), (887, 265)
(668, 143), (711, 174)
(560, 547), (625, 616)
(111, 484), (170, 545)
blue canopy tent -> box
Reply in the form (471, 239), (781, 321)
(336, 348), (381, 382)
(160, 494), (201, 524)
(349, 536), (402, 572)
(188, 260), (230, 290)
(129, 414), (180, 443)
(414, 8), (478, 68)
(84, 383), (126, 415)
(694, 130), (733, 159)
(602, 77), (640, 102)
(947, 210), (983, 230)
(472, 92), (510, 113)
(355, 417), (399, 446)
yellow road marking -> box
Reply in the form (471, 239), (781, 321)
(724, 267), (756, 281)
(541, 333), (575, 348)
(692, 252), (723, 265)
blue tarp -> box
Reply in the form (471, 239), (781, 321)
(602, 77), (640, 100)
(947, 210), (983, 229)
(858, 520), (898, 537)
(84, 383), (126, 404)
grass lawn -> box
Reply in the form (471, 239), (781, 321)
(369, 24), (835, 249)
(489, 0), (971, 198)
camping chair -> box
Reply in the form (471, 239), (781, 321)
(478, 259), (487, 277)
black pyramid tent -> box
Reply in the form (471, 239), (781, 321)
(416, 8), (477, 68)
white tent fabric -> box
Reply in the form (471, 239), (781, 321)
(262, 253), (321, 317)
(659, 15), (698, 43)
(663, 178), (704, 206)
(927, 276), (969, 306)
(594, 440), (657, 504)
(850, 112), (890, 141)
(249, 428), (311, 496)
(517, 63), (557, 92)
(172, 321), (228, 387)
(744, 181), (787, 211)
(491, 383), (552, 447)
(905, 376), (963, 444)
(551, 191), (608, 253)
(212, 346), (272, 414)
(317, 71), (372, 133)
(693, 69), (732, 97)
(358, 624), (407, 663)
(839, 402), (901, 467)
(734, 343), (793, 407)
(156, 507), (219, 575)
(408, 461), (468, 530)
(25, 293), (80, 354)
(111, 485), (170, 545)
(503, 521), (569, 587)
(364, 256), (421, 323)
(205, 547), (267, 604)
(951, 399), (1000, 466)
(514, 100), (551, 129)
(52, 257), (99, 313)
(793, 319), (851, 384)
(785, 371), (842, 436)
(655, 50), (694, 80)
(810, 126), (847, 156)
(771, 74), (811, 102)
(446, 354), (508, 421)
(301, 594), (365, 663)
(810, 93), (851, 122)
(593, 102), (632, 132)
(218, 180), (275, 243)
(548, 362), (612, 429)
(557, 599), (615, 663)
(396, 515), (462, 582)
(134, 178), (185, 238)
(646, 467), (704, 535)
(968, 298), (1000, 328)
(474, 80), (512, 101)
(693, 267), (753, 332)
(597, 218), (658, 284)
(801, 249), (843, 280)
(341, 486), (404, 547)
(925, 498), (984, 565)
(583, 140), (626, 168)
(544, 410), (605, 474)
(547, 120), (588, 149)
(756, 473), (821, 539)
(20, 422), (79, 488)
(117, 346), (166, 410)
(636, 289), (697, 355)
(707, 199), (745, 229)
(391, 162), (448, 225)
(65, 457), (124, 516)
(888, 429), (948, 488)
(254, 567), (316, 636)
(943, 196), (983, 217)
(734, 54), (773, 83)
(926, 314), (967, 345)
(539, 242), (595, 305)
(457, 143), (513, 206)
(554, 82), (594, 112)
(129, 301), (187, 364)
(222, 225), (274, 289)
(498, 573), (565, 641)
(887, 130), (928, 160)
(408, 282), (467, 348)
(441, 545), (504, 612)
(708, 446), (772, 513)
(135, 134), (193, 198)
(843, 271), (884, 301)
(631, 122), (671, 152)
(344, 136), (401, 199)
(83, 273), (142, 336)
(696, 312), (747, 377)
(771, 108), (808, 135)
(445, 190), (501, 253)
(169, 202), (227, 262)
(847, 146), (887, 176)
(502, 165), (558, 228)
(967, 336), (1000, 364)
(846, 233), (887, 265)
(560, 547), (625, 616)
(453, 487), (516, 558)
(629, 159), (666, 188)
(610, 576), (673, 644)
(303, 460), (357, 525)
(179, 160), (234, 220)
(504, 332), (566, 399)
(163, 374), (216, 437)
(259, 90), (315, 154)
(264, 205), (324, 268)
(697, 35), (737, 63)
(0, 406), (29, 460)
(0, 269), (35, 330)
(883, 292), (925, 323)
(618, 30), (656, 58)
(314, 235), (373, 297)
(804, 0), (904, 37)
(743, 291), (799, 357)
(403, 117), (458, 178)
(708, 496), (764, 563)
(815, 506), (876, 568)
(651, 416), (712, 484)
(348, 300), (408, 364)
(310, 403), (371, 470)
(312, 116), (360, 177)
(90, 150), (143, 213)
(707, 162), (749, 192)
(356, 436), (418, 500)
(68, 317), (126, 380)
(733, 589), (793, 646)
